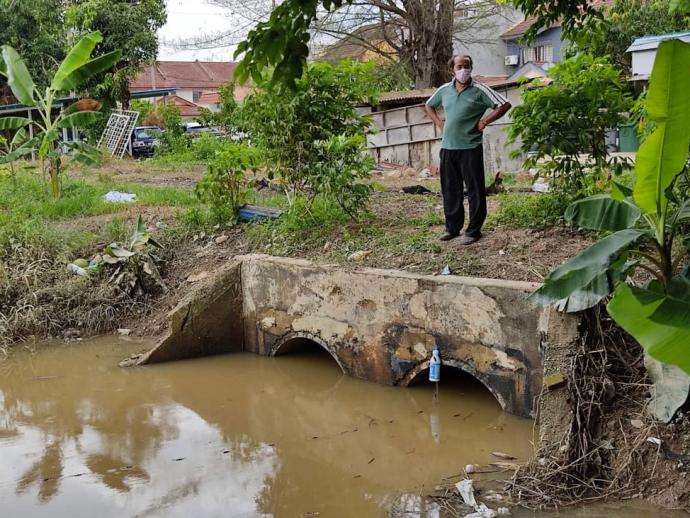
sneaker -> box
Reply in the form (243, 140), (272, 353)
(460, 234), (480, 245)
(439, 232), (459, 241)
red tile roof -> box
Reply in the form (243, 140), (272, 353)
(501, 16), (561, 39)
(198, 92), (220, 104)
(130, 61), (237, 91)
(197, 85), (254, 105)
(154, 95), (201, 118)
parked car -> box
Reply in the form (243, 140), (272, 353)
(131, 126), (162, 158)
(184, 122), (222, 139)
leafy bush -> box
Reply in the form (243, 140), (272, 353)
(310, 135), (374, 219)
(194, 143), (259, 224)
(130, 99), (155, 125)
(508, 53), (632, 196)
(237, 60), (378, 215)
(155, 103), (191, 155)
(192, 132), (222, 161)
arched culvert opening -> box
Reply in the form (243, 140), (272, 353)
(401, 360), (507, 411)
(271, 333), (345, 375)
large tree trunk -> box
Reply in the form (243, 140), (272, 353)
(403, 0), (454, 88)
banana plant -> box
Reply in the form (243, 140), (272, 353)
(0, 32), (120, 198)
(100, 215), (167, 297)
(0, 127), (37, 186)
(529, 39), (690, 374)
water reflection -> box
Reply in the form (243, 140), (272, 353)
(0, 338), (533, 517)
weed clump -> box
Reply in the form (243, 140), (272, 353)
(490, 192), (572, 229)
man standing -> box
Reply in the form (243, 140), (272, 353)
(424, 55), (511, 244)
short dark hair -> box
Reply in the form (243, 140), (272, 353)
(447, 54), (473, 69)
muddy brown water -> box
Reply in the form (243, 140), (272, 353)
(0, 338), (678, 517)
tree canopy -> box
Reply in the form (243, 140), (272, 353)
(234, 0), (690, 87)
(569, 0), (690, 72)
(0, 0), (66, 99)
(66, 0), (167, 106)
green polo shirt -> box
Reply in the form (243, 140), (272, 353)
(426, 79), (507, 150)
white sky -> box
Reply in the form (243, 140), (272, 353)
(158, 0), (237, 61)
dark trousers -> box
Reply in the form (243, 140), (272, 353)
(439, 146), (486, 237)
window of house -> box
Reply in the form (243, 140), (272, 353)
(193, 91), (202, 103)
(522, 47), (536, 63)
(521, 44), (554, 63)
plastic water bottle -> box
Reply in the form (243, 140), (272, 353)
(67, 263), (88, 276)
(429, 347), (441, 383)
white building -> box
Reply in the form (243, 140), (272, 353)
(627, 31), (690, 81)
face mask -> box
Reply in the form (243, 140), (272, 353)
(455, 68), (471, 84)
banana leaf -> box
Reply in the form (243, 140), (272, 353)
(0, 146), (33, 164)
(0, 46), (35, 106)
(633, 40), (690, 215)
(0, 117), (31, 131)
(528, 228), (647, 312)
(608, 281), (690, 375)
(51, 32), (103, 91)
(54, 52), (121, 92)
(58, 111), (101, 129)
(565, 194), (642, 231)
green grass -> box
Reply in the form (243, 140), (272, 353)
(488, 191), (572, 229)
(0, 171), (196, 260)
(0, 172), (195, 221)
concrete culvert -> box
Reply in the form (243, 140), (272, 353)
(403, 363), (507, 411)
(271, 334), (346, 374)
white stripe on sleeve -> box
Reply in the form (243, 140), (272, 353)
(474, 81), (509, 106)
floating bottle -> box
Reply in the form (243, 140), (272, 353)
(429, 346), (441, 383)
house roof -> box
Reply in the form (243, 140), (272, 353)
(198, 92), (220, 105)
(500, 16), (560, 39)
(318, 24), (398, 62)
(130, 61), (237, 91)
(501, 0), (613, 39)
(627, 31), (690, 52)
(507, 62), (548, 82)
(197, 85), (254, 105)
(154, 94), (201, 118)
(375, 75), (519, 106)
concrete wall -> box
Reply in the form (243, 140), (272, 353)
(123, 259), (244, 366)
(368, 100), (524, 174)
(239, 255), (577, 418)
(133, 255), (579, 420)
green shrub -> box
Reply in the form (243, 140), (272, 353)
(508, 53), (633, 196)
(192, 133), (222, 161)
(193, 143), (259, 224)
(310, 135), (374, 219)
(237, 60), (378, 214)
